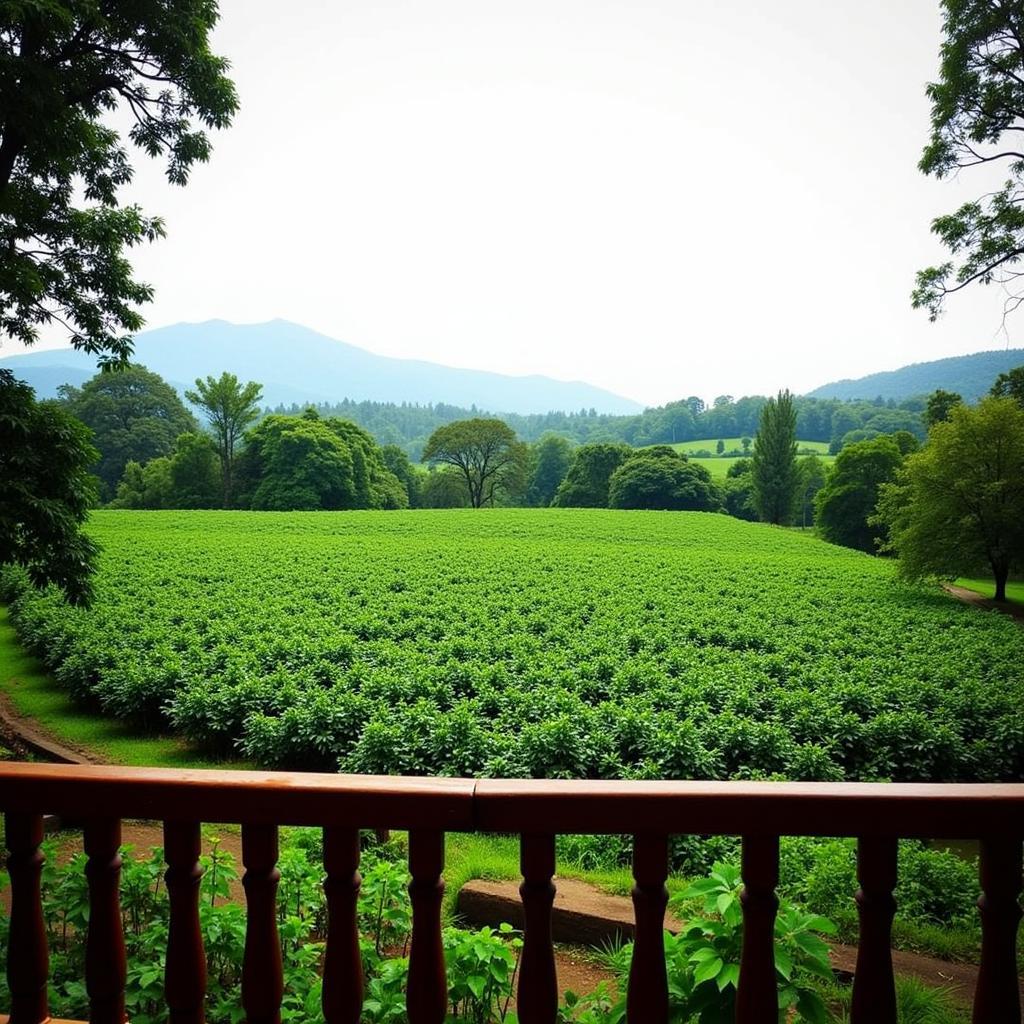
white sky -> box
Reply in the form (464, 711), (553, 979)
(11, 0), (1022, 406)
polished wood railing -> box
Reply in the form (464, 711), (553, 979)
(1, 764), (1022, 1023)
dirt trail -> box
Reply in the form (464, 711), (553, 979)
(943, 584), (1024, 622)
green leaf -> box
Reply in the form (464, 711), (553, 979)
(796, 988), (829, 1024)
(693, 956), (724, 985)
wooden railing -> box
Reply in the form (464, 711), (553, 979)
(1, 763), (1022, 1023)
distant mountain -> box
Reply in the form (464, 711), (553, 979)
(0, 319), (644, 415)
(806, 348), (1024, 402)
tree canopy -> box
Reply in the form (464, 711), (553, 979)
(876, 397), (1024, 601)
(990, 364), (1024, 406)
(913, 1), (1024, 320)
(0, 2), (237, 358)
(552, 443), (633, 508)
(421, 418), (525, 508)
(608, 450), (721, 512)
(0, 370), (98, 604)
(815, 436), (906, 553)
(185, 373), (262, 507)
(60, 364), (197, 498)
(925, 388), (964, 427)
(527, 433), (573, 507)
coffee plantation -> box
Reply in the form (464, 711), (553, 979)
(2, 509), (1021, 783)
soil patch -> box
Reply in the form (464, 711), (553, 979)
(943, 584), (1024, 623)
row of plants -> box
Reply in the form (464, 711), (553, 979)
(2, 510), (1021, 784)
(0, 826), (986, 1023)
(0, 828), (846, 1024)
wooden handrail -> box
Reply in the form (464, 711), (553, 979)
(2, 763), (1022, 1024)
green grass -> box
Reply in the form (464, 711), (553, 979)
(656, 437), (830, 455)
(0, 605), (249, 769)
(690, 453), (836, 479)
(955, 577), (1024, 605)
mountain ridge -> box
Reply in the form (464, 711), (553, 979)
(806, 348), (1024, 402)
(0, 319), (644, 415)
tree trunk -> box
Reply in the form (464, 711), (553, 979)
(994, 564), (1008, 603)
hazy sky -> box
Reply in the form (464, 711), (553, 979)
(10, 0), (1022, 406)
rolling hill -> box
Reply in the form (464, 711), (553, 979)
(806, 348), (1024, 402)
(0, 319), (644, 415)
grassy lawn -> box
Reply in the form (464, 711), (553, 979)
(955, 577), (1024, 606)
(657, 437), (829, 455)
(0, 605), (249, 769)
(691, 453), (835, 479)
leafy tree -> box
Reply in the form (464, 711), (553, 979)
(169, 432), (221, 508)
(829, 407), (861, 454)
(326, 418), (408, 509)
(741, 436), (752, 453)
(0, 3), (237, 356)
(381, 445), (422, 507)
(925, 388), (963, 427)
(608, 451), (722, 512)
(726, 458), (752, 479)
(0, 371), (98, 604)
(716, 439), (725, 454)
(238, 415), (356, 511)
(419, 467), (470, 508)
(796, 455), (828, 529)
(876, 398), (1024, 602)
(552, 443), (632, 508)
(527, 433), (573, 506)
(816, 437), (905, 553)
(185, 373), (262, 507)
(421, 419), (525, 508)
(110, 456), (173, 510)
(990, 364), (1024, 407)
(913, 2), (1024, 319)
(752, 390), (799, 525)
(722, 471), (757, 521)
(60, 365), (198, 498)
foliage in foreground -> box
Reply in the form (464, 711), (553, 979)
(2, 510), (1021, 784)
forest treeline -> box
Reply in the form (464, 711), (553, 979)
(272, 391), (927, 458)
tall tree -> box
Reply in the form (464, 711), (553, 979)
(421, 419), (525, 508)
(913, 1), (1024, 320)
(60, 365), (198, 499)
(185, 373), (263, 507)
(0, 371), (98, 604)
(990, 364), (1024, 407)
(0, 4), (235, 599)
(0, 3), (237, 357)
(876, 398), (1024, 602)
(925, 388), (963, 427)
(752, 390), (798, 525)
(796, 454), (828, 529)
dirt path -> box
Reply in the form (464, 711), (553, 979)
(0, 691), (98, 765)
(943, 584), (1024, 622)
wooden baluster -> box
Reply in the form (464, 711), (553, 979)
(322, 827), (363, 1024)
(5, 813), (49, 1024)
(736, 834), (779, 1023)
(242, 824), (283, 1024)
(517, 833), (557, 1024)
(407, 829), (447, 1024)
(84, 818), (127, 1024)
(627, 834), (669, 1024)
(972, 837), (1023, 1024)
(851, 837), (897, 1024)
(164, 821), (207, 1024)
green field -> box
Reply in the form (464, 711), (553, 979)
(690, 454), (835, 479)
(660, 437), (831, 455)
(3, 509), (1020, 784)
